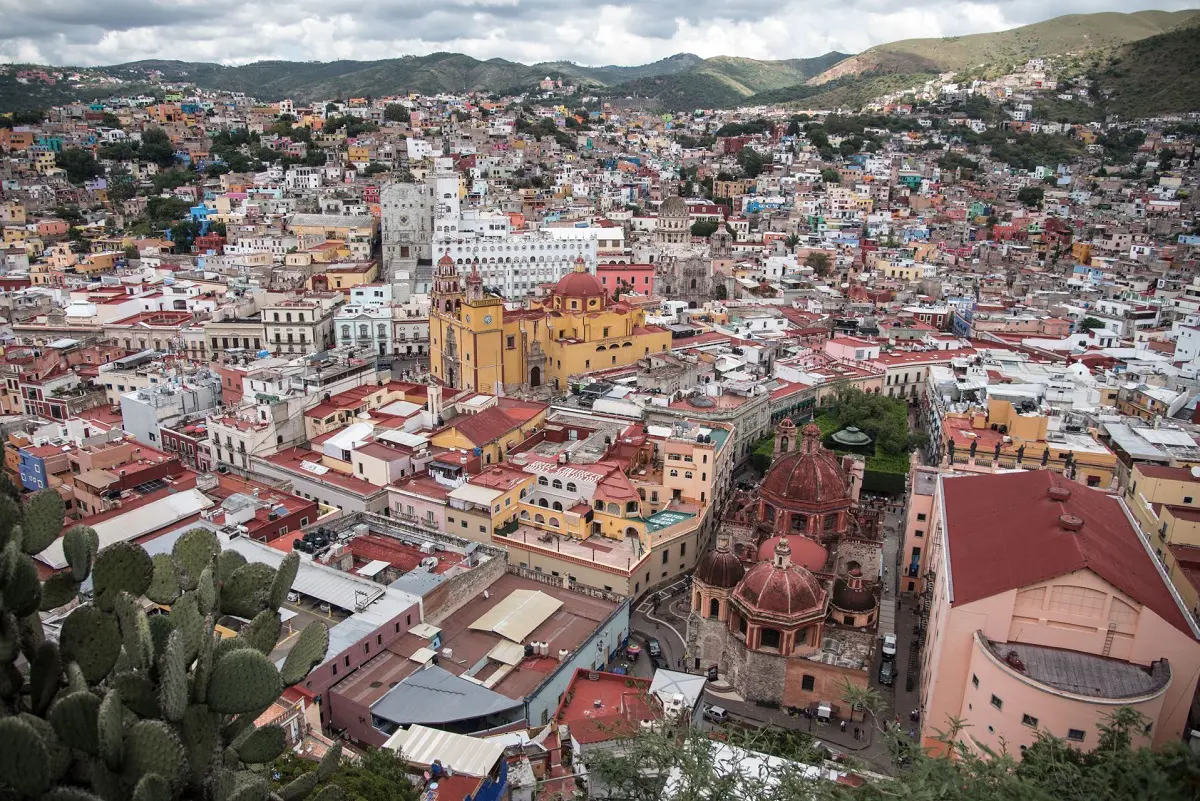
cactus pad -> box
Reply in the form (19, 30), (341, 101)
(159, 629), (187, 722)
(49, 690), (102, 755)
(0, 494), (19, 548)
(269, 551), (300, 610)
(315, 742), (342, 781)
(123, 719), (185, 788)
(241, 609), (282, 655)
(280, 620), (330, 687)
(0, 716), (51, 796)
(146, 554), (182, 605)
(4, 543), (43, 616)
(217, 549), (247, 583)
(42, 788), (105, 801)
(235, 724), (287, 764)
(59, 605), (121, 684)
(278, 772), (319, 801)
(147, 613), (173, 661)
(114, 591), (155, 671)
(97, 690), (124, 771)
(207, 648), (283, 715)
(180, 703), (220, 786)
(227, 774), (269, 801)
(63, 525), (99, 583)
(22, 488), (66, 555)
(172, 527), (220, 589)
(40, 570), (81, 611)
(0, 611), (18, 662)
(220, 561), (276, 619)
(169, 590), (204, 663)
(311, 785), (347, 801)
(29, 640), (63, 717)
(197, 564), (217, 614)
(20, 712), (71, 783)
(91, 541), (153, 609)
(132, 773), (171, 801)
(111, 671), (159, 720)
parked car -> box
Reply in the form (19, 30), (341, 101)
(878, 660), (895, 686)
(646, 638), (662, 658)
(652, 655), (669, 671)
(881, 633), (897, 660)
(703, 705), (729, 724)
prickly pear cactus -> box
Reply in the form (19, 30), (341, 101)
(0, 494), (336, 801)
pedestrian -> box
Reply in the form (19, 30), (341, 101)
(840, 720), (846, 733)
(853, 726), (860, 741)
(909, 727), (917, 740)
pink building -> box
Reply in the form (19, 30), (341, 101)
(920, 470), (1200, 756)
(823, 336), (880, 362)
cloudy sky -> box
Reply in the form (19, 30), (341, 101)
(0, 0), (1190, 67)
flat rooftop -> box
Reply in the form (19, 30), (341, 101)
(331, 571), (620, 711)
(984, 637), (1170, 700)
(499, 525), (643, 571)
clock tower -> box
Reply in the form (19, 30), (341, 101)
(430, 252), (506, 393)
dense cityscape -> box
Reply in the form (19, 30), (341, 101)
(1, 5), (1200, 801)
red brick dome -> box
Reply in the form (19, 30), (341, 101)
(695, 535), (744, 589)
(760, 423), (849, 507)
(553, 263), (605, 299)
(733, 538), (825, 618)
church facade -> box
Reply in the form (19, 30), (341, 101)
(428, 253), (672, 394)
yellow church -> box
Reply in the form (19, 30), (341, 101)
(429, 252), (672, 393)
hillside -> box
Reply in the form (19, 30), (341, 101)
(810, 9), (1200, 83)
(1094, 19), (1200, 119)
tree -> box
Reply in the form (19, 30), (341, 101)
(152, 167), (196, 194)
(738, 147), (765, 179)
(98, 141), (137, 161)
(169, 219), (202, 251)
(107, 167), (136, 202)
(383, 103), (406, 122)
(829, 387), (912, 455)
(804, 251), (833, 277)
(583, 707), (1200, 801)
(691, 220), (720, 238)
(1017, 186), (1044, 208)
(1079, 317), (1106, 331)
(58, 148), (102, 184)
(820, 168), (840, 184)
(274, 747), (418, 801)
(138, 126), (177, 168)
(0, 495), (341, 801)
(100, 112), (122, 129)
(362, 162), (389, 176)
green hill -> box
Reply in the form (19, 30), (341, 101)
(1094, 19), (1200, 118)
(810, 9), (1200, 84)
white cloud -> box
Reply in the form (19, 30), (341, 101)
(0, 0), (1190, 67)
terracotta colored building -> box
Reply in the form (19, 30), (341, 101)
(920, 470), (1200, 757)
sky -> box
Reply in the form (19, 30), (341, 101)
(0, 1), (1192, 67)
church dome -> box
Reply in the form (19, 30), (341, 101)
(695, 535), (744, 589)
(760, 423), (850, 507)
(659, 196), (688, 218)
(831, 577), (877, 613)
(733, 538), (825, 618)
(553, 258), (605, 299)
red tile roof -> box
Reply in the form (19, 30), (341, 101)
(444, 406), (522, 445)
(941, 470), (1196, 639)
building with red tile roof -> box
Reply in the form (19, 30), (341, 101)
(920, 469), (1200, 758)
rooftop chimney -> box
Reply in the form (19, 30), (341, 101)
(1047, 486), (1071, 501)
(1058, 514), (1084, 532)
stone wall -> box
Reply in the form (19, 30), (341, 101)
(425, 551), (508, 624)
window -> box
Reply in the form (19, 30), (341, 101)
(915, 529), (924, 538)
(1022, 714), (1038, 728)
(917, 513), (927, 521)
(990, 695), (1003, 710)
(662, 550), (669, 564)
(801, 674), (815, 691)
(1067, 729), (1086, 742)
(1186, 497), (1194, 504)
(972, 674), (979, 688)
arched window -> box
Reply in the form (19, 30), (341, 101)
(548, 517), (560, 528)
(607, 502), (621, 515)
(566, 482), (577, 492)
(685, 472), (693, 479)
(520, 510), (530, 519)
(709, 598), (720, 618)
(552, 501), (563, 511)
(824, 513), (838, 533)
(551, 479), (563, 489)
(538, 476), (548, 486)
(791, 513), (807, 532)
(538, 498), (548, 508)
(760, 628), (782, 650)
(669, 469), (678, 477)
(625, 501), (638, 513)
(594, 499), (604, 510)
(341, 325), (350, 338)
(535, 513), (545, 524)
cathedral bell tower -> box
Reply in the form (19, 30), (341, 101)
(433, 250), (463, 316)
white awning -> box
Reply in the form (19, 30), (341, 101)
(409, 647), (436, 665)
(355, 559), (390, 579)
(487, 640), (527, 667)
(469, 589), (562, 643)
(383, 724), (506, 778)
